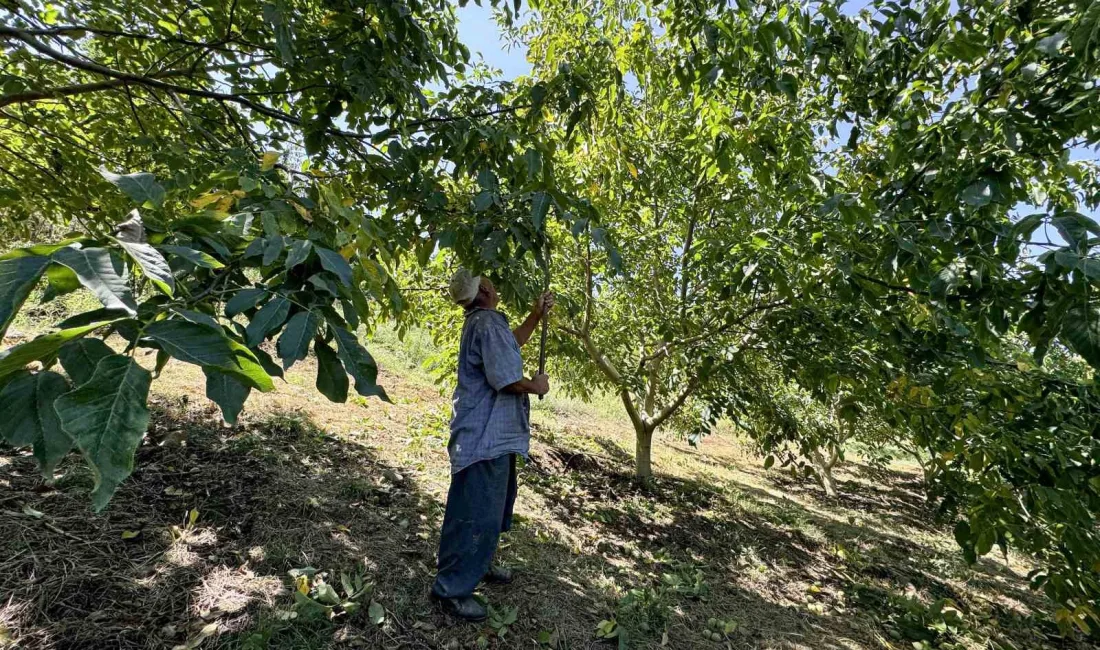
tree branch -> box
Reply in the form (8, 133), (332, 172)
(639, 298), (789, 364)
(0, 59), (269, 108)
(649, 375), (700, 429)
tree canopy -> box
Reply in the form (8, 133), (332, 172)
(1, 0), (1100, 634)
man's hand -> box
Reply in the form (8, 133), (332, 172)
(531, 373), (550, 396)
(502, 373), (551, 396)
(534, 292), (555, 318)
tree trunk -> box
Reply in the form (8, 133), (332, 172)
(635, 423), (654, 479)
(810, 447), (839, 498)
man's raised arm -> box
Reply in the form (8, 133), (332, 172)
(513, 292), (554, 346)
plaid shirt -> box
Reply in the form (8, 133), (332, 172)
(448, 308), (530, 474)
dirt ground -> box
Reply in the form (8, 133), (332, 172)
(0, 341), (1089, 650)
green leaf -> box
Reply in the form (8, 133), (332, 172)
(960, 179), (994, 207)
(144, 320), (274, 391)
(41, 263), (81, 303)
(331, 325), (389, 401)
(0, 369), (68, 445)
(52, 247), (137, 315)
(1052, 212), (1100, 247)
(524, 148), (543, 178)
(531, 192), (551, 232)
(0, 320), (119, 381)
(55, 354), (152, 510)
(1079, 258), (1100, 282)
(159, 245), (224, 269)
(245, 296), (291, 347)
(474, 191), (495, 212)
(252, 346), (284, 379)
(277, 311), (319, 370)
(226, 288), (269, 318)
(1061, 306), (1100, 369)
(99, 168), (165, 208)
(203, 368), (251, 425)
(368, 600), (385, 625)
(315, 338), (348, 403)
(119, 241), (174, 296)
(263, 235), (284, 267)
(315, 247), (353, 287)
(58, 337), (115, 386)
(0, 370), (72, 479)
(0, 255), (49, 338)
(174, 308), (221, 332)
(285, 239), (313, 269)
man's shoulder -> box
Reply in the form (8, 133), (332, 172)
(467, 308), (509, 331)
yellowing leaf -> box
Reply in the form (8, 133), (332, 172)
(339, 243), (357, 259)
(214, 195), (235, 212)
(478, 141), (489, 153)
(627, 161), (639, 179)
(121, 530), (140, 539)
(292, 202), (313, 222)
(261, 151), (279, 171)
(188, 508), (199, 526)
(189, 192), (224, 209)
(296, 575), (310, 595)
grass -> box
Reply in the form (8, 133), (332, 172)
(0, 325), (1091, 650)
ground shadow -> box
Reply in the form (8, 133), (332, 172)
(1, 403), (1088, 650)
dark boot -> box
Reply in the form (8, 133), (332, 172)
(482, 565), (515, 585)
(431, 593), (488, 622)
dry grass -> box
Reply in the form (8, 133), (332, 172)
(0, 334), (1090, 650)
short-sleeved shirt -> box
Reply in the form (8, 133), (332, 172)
(448, 308), (531, 474)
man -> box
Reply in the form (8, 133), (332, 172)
(430, 269), (553, 621)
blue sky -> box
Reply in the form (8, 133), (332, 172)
(456, 4), (531, 79)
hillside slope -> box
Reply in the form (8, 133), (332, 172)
(0, 334), (1083, 650)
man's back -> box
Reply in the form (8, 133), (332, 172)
(448, 308), (530, 474)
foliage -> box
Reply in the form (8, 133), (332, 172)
(503, 0), (1100, 627)
(288, 565), (374, 621)
(3, 0), (1100, 632)
(0, 0), (598, 508)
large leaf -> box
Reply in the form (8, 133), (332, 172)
(99, 168), (165, 208)
(277, 311), (319, 370)
(41, 263), (81, 303)
(159, 245), (224, 269)
(316, 247), (353, 287)
(203, 368), (252, 425)
(55, 355), (152, 510)
(315, 338), (348, 402)
(58, 338), (115, 386)
(1052, 212), (1100, 248)
(0, 255), (49, 338)
(1061, 306), (1100, 369)
(119, 241), (175, 296)
(144, 320), (274, 391)
(226, 287), (269, 318)
(0, 320), (119, 381)
(52, 247), (137, 315)
(285, 239), (313, 270)
(245, 295), (291, 347)
(0, 370), (73, 478)
(531, 192), (551, 232)
(331, 325), (389, 401)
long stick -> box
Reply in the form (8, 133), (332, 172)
(537, 312), (548, 401)
(537, 242), (550, 400)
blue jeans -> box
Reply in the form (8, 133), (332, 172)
(432, 453), (518, 598)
